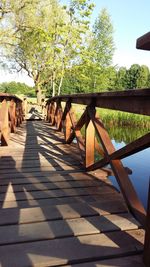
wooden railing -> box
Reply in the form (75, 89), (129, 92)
(144, 182), (150, 267)
(0, 93), (24, 146)
(46, 88), (150, 266)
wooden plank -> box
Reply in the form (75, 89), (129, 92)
(1, 194), (126, 210)
(0, 164), (83, 174)
(0, 230), (144, 267)
(0, 155), (80, 162)
(0, 185), (118, 202)
(0, 202), (99, 225)
(0, 159), (82, 169)
(0, 200), (128, 226)
(0, 170), (86, 179)
(0, 172), (106, 185)
(0, 213), (140, 245)
(0, 180), (108, 193)
(65, 255), (145, 267)
(0, 195), (96, 209)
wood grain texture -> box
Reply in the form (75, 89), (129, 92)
(0, 121), (145, 266)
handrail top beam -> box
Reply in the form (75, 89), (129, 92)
(0, 93), (22, 102)
(48, 88), (150, 101)
(136, 32), (150, 50)
(47, 89), (150, 116)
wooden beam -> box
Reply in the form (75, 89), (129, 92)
(65, 112), (72, 141)
(136, 32), (150, 51)
(9, 100), (16, 133)
(67, 108), (85, 162)
(87, 132), (150, 172)
(111, 133), (150, 160)
(66, 109), (87, 144)
(54, 100), (63, 130)
(87, 106), (146, 226)
(85, 116), (95, 168)
(57, 105), (63, 131)
(51, 102), (56, 125)
(0, 100), (9, 146)
(95, 137), (105, 157)
(47, 89), (150, 115)
(143, 181), (150, 266)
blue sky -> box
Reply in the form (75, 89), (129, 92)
(1, 0), (150, 86)
(92, 0), (150, 68)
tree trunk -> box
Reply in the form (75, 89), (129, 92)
(58, 62), (65, 96)
(52, 70), (56, 97)
(58, 75), (64, 95)
(36, 84), (42, 105)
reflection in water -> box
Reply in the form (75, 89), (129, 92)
(106, 124), (149, 144)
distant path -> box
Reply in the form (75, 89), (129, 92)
(26, 104), (44, 120)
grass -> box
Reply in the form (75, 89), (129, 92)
(97, 108), (150, 129)
(71, 104), (150, 130)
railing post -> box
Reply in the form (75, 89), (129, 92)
(51, 101), (56, 125)
(23, 98), (28, 120)
(46, 103), (51, 122)
(143, 181), (150, 266)
(9, 99), (16, 133)
(65, 101), (72, 141)
(16, 102), (21, 127)
(85, 106), (95, 168)
(55, 100), (63, 130)
(0, 99), (9, 146)
(20, 102), (24, 123)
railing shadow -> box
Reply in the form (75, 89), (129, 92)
(0, 120), (145, 267)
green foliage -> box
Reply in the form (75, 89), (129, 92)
(1, 0), (95, 101)
(61, 8), (116, 94)
(97, 108), (150, 130)
(0, 81), (35, 96)
(92, 8), (115, 67)
(1, 1), (150, 97)
(115, 64), (150, 90)
(115, 67), (127, 90)
(126, 64), (140, 89)
(136, 65), (150, 88)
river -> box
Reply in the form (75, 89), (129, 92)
(107, 125), (150, 210)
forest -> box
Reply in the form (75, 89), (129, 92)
(0, 0), (150, 103)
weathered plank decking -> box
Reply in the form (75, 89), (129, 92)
(0, 120), (145, 267)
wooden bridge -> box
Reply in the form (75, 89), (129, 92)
(0, 88), (149, 267)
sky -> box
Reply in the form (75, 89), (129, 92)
(1, 0), (150, 86)
(92, 0), (150, 68)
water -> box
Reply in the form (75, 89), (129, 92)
(74, 121), (150, 209)
(106, 126), (150, 210)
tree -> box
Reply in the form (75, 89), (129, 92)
(92, 8), (115, 67)
(136, 65), (149, 88)
(0, 81), (35, 96)
(1, 0), (94, 102)
(76, 8), (115, 92)
(126, 64), (140, 89)
(115, 67), (127, 90)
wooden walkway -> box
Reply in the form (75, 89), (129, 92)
(0, 120), (145, 267)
